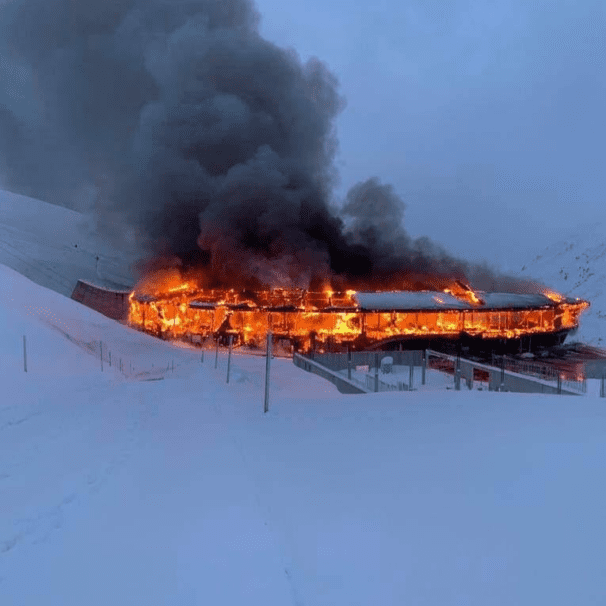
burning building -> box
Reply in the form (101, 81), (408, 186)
(127, 277), (589, 354)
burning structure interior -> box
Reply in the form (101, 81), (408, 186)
(127, 278), (589, 355)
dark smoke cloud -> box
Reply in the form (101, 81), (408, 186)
(1, 0), (537, 292)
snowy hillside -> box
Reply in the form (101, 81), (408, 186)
(520, 221), (606, 346)
(3, 263), (606, 604)
(0, 188), (135, 297)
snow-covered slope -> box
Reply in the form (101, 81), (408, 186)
(520, 221), (606, 346)
(0, 188), (135, 296)
(3, 264), (606, 604)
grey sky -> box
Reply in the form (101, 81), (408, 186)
(255, 0), (606, 270)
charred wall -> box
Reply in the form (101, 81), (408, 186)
(71, 280), (130, 322)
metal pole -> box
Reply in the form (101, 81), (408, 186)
(215, 338), (219, 369)
(23, 335), (27, 373)
(422, 349), (426, 385)
(226, 335), (233, 384)
(264, 332), (272, 413)
(455, 354), (461, 391)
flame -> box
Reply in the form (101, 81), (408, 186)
(127, 273), (589, 353)
(444, 280), (484, 306)
(544, 290), (564, 303)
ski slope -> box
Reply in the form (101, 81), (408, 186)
(3, 263), (606, 604)
(0, 188), (135, 297)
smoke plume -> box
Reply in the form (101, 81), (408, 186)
(0, 0), (537, 292)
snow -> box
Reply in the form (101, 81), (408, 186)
(2, 190), (606, 604)
(2, 264), (606, 603)
(0, 188), (135, 297)
(355, 291), (556, 311)
(520, 220), (606, 346)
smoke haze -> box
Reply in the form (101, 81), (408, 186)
(0, 0), (539, 292)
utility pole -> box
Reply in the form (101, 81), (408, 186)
(264, 332), (272, 413)
(226, 335), (233, 383)
(455, 354), (461, 391)
(422, 349), (427, 385)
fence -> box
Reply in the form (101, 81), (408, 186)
(491, 354), (587, 394)
(298, 350), (424, 393)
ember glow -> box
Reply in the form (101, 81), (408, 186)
(127, 271), (589, 353)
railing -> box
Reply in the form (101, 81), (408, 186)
(492, 354), (587, 394)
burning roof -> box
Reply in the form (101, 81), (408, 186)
(127, 278), (589, 353)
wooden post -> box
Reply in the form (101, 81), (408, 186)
(347, 346), (352, 380)
(374, 353), (379, 393)
(100, 341), (104, 372)
(226, 335), (233, 384)
(601, 373), (605, 398)
(215, 338), (219, 369)
(201, 351), (204, 364)
(109, 351), (111, 367)
(23, 335), (27, 373)
(409, 362), (414, 390)
(264, 332), (272, 413)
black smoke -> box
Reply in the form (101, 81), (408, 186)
(0, 0), (537, 292)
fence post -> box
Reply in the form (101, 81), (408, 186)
(109, 351), (111, 367)
(374, 353), (379, 393)
(201, 351), (204, 364)
(347, 347), (352, 380)
(500, 356), (505, 391)
(264, 332), (272, 413)
(23, 335), (27, 373)
(215, 338), (219, 369)
(422, 349), (427, 385)
(226, 335), (233, 384)
(409, 362), (414, 390)
(100, 341), (104, 372)
(557, 374), (562, 395)
(601, 373), (605, 398)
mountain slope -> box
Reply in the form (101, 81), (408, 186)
(0, 188), (135, 296)
(520, 221), (606, 346)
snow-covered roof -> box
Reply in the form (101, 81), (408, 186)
(354, 291), (556, 311)
(354, 292), (468, 310)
